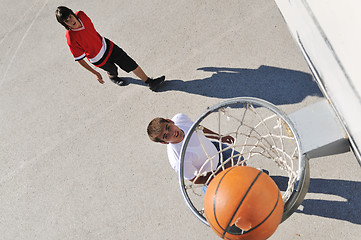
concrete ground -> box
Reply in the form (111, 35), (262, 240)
(0, 0), (360, 239)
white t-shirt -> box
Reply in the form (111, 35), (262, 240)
(167, 113), (219, 180)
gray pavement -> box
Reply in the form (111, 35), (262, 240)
(0, 0), (360, 239)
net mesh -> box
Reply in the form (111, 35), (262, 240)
(181, 101), (302, 218)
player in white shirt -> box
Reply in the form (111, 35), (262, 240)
(147, 113), (237, 184)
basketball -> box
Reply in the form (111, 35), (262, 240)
(204, 166), (284, 240)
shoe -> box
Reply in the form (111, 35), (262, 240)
(109, 76), (126, 86)
(146, 76), (165, 91)
(202, 185), (208, 194)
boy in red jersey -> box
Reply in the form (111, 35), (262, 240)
(55, 6), (165, 91)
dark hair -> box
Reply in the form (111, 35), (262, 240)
(147, 118), (170, 143)
(55, 6), (79, 30)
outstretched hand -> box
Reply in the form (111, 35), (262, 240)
(94, 72), (104, 84)
(221, 135), (234, 144)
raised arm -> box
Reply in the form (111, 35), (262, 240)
(200, 126), (234, 144)
(191, 172), (214, 184)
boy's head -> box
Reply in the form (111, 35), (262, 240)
(55, 6), (80, 30)
(147, 118), (185, 144)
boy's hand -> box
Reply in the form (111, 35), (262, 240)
(94, 72), (104, 84)
(221, 135), (234, 144)
(77, 60), (104, 84)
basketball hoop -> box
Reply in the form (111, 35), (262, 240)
(179, 97), (310, 226)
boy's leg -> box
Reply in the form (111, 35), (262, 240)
(212, 142), (243, 168)
(99, 61), (126, 86)
(111, 43), (165, 91)
(132, 66), (148, 82)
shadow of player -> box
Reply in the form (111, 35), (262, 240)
(155, 65), (322, 105)
(272, 176), (361, 224)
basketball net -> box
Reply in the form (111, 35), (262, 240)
(179, 97), (309, 225)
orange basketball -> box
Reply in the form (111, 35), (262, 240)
(204, 166), (284, 240)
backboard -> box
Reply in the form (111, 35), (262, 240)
(274, 0), (361, 164)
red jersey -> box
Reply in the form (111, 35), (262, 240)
(65, 11), (113, 67)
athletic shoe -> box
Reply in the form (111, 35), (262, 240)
(109, 76), (126, 86)
(202, 185), (208, 194)
(146, 76), (165, 91)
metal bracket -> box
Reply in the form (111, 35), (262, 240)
(288, 99), (350, 159)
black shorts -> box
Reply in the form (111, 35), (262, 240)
(99, 42), (138, 76)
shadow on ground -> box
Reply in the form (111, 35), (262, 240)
(272, 176), (361, 224)
(141, 65), (322, 105)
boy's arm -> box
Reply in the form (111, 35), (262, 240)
(191, 172), (213, 184)
(200, 126), (234, 144)
(77, 59), (104, 84)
